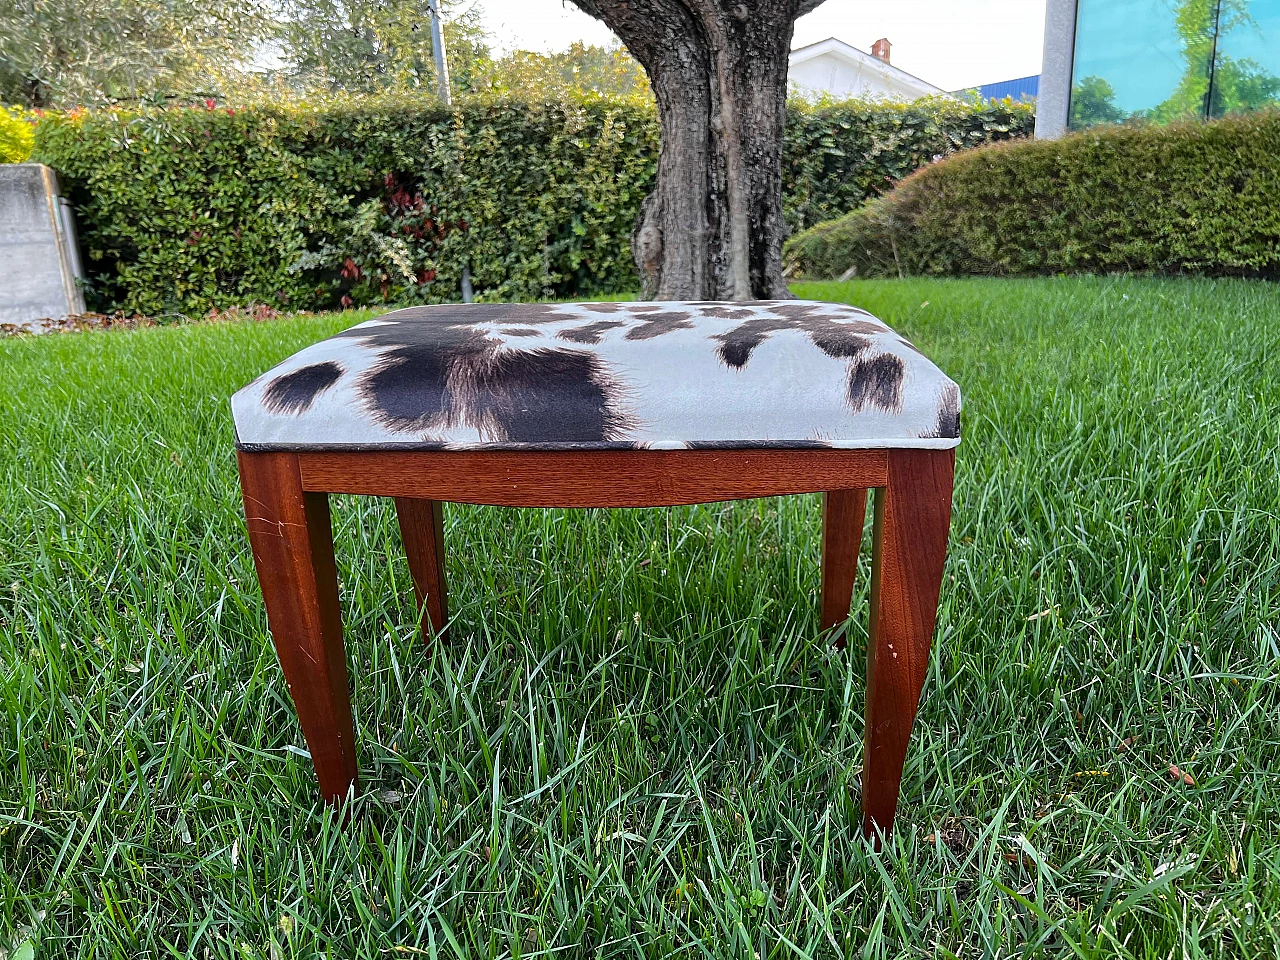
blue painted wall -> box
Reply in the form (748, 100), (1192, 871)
(971, 75), (1040, 102)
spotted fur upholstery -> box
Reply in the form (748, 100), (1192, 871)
(231, 301), (961, 451)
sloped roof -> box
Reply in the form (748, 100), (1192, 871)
(789, 37), (946, 96)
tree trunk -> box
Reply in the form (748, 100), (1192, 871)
(572, 0), (821, 301)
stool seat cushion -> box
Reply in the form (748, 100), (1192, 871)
(231, 301), (961, 452)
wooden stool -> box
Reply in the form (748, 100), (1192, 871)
(232, 301), (960, 840)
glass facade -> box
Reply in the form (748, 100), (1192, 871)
(1069, 0), (1280, 129)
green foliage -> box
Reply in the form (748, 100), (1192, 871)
(784, 96), (1034, 232)
(0, 106), (34, 162)
(0, 0), (273, 108)
(0, 0), (486, 108)
(33, 94), (1034, 314)
(1146, 0), (1223, 123)
(473, 42), (651, 99)
(1210, 54), (1280, 117)
(35, 94), (659, 314)
(1069, 75), (1125, 128)
(277, 0), (490, 95)
(785, 110), (1280, 281)
(1153, 0), (1280, 123)
(34, 102), (331, 314)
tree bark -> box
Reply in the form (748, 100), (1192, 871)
(572, 0), (821, 300)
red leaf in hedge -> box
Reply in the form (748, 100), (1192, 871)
(340, 294), (353, 308)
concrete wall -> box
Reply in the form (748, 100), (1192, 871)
(0, 164), (85, 329)
(1036, 0), (1078, 138)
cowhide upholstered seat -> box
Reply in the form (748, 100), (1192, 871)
(233, 300), (960, 844)
(231, 301), (960, 452)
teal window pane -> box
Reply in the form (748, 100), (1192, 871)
(1070, 0), (1215, 128)
(1210, 0), (1280, 117)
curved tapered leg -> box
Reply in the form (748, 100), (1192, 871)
(394, 497), (448, 642)
(238, 451), (358, 805)
(820, 488), (868, 637)
(862, 449), (954, 844)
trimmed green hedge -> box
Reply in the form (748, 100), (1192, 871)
(785, 110), (1280, 281)
(783, 95), (1033, 232)
(35, 94), (1033, 313)
(36, 96), (658, 314)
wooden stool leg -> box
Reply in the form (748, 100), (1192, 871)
(862, 449), (954, 843)
(238, 451), (358, 805)
(820, 488), (868, 635)
(394, 497), (448, 641)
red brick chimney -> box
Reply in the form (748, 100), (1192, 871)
(871, 38), (891, 63)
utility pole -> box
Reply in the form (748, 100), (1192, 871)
(426, 0), (473, 302)
(427, 0), (451, 104)
(1205, 0), (1224, 120)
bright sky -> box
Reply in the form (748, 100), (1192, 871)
(470, 0), (1048, 90)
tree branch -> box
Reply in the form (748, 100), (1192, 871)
(568, 0), (704, 72)
(793, 0), (828, 18)
(566, 0), (606, 22)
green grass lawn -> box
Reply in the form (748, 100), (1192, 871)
(2, 276), (1279, 957)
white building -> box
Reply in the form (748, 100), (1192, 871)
(789, 37), (946, 102)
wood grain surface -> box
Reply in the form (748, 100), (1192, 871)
(238, 450), (359, 804)
(861, 449), (954, 842)
(299, 448), (889, 506)
(395, 497), (449, 643)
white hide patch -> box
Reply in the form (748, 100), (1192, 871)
(230, 301), (961, 451)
